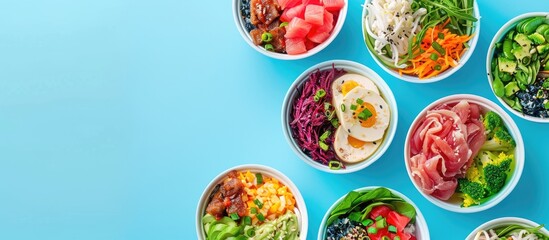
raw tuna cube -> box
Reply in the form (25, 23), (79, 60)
(285, 38), (307, 55)
(304, 4), (324, 25)
(307, 28), (331, 43)
(278, 0), (301, 9)
(302, 0), (322, 5)
(322, 0), (344, 11)
(284, 17), (312, 39)
(305, 39), (318, 50)
(316, 10), (334, 33)
(280, 4), (306, 22)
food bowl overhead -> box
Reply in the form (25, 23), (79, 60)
(362, 0), (480, 83)
(196, 164), (308, 240)
(318, 186), (430, 240)
(233, 0), (348, 60)
(486, 12), (549, 123)
(466, 217), (549, 239)
(282, 60), (398, 173)
(404, 94), (524, 213)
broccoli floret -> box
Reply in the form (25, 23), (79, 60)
(482, 111), (503, 137)
(480, 127), (516, 151)
(458, 179), (486, 200)
(478, 151), (514, 196)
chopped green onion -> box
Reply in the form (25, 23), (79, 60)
(324, 102), (331, 110)
(243, 216), (252, 225)
(340, 104), (346, 112)
(328, 160), (342, 170)
(430, 53), (439, 61)
(264, 44), (274, 51)
(325, 109), (335, 120)
(330, 118), (339, 128)
(261, 32), (273, 43)
(254, 199), (263, 209)
(362, 219), (373, 226)
(394, 237), (401, 240)
(376, 218), (386, 228)
(250, 207), (257, 214)
(381, 237), (390, 240)
(316, 89), (326, 98)
(313, 95), (320, 102)
(356, 98), (364, 104)
(434, 65), (442, 71)
(255, 173), (263, 185)
(230, 213), (240, 220)
(319, 141), (329, 151)
(375, 216), (383, 221)
(463, 42), (470, 48)
(432, 42), (446, 56)
(320, 130), (331, 142)
(544, 101), (549, 109)
(388, 225), (397, 233)
(257, 213), (265, 221)
(367, 226), (378, 234)
(438, 32), (444, 40)
(245, 227), (255, 237)
(357, 109), (373, 120)
(350, 104), (357, 110)
(279, 22), (288, 27)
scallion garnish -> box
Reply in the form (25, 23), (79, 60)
(255, 173), (263, 185)
(328, 160), (342, 170)
(432, 42), (446, 56)
(358, 109), (373, 120)
(430, 53), (439, 60)
(341, 104), (346, 112)
(388, 225), (397, 233)
(254, 199), (263, 209)
(261, 32), (273, 43)
(438, 32), (444, 40)
(264, 43), (274, 51)
(320, 130), (331, 142)
(230, 213), (240, 220)
(257, 213), (265, 221)
(243, 216), (252, 225)
(350, 104), (357, 111)
(356, 98), (364, 104)
(319, 141), (329, 151)
(250, 207), (257, 214)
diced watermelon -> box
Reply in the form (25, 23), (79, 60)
(307, 28), (330, 43)
(368, 228), (389, 240)
(304, 4), (324, 25)
(304, 39), (318, 50)
(397, 231), (414, 240)
(302, 0), (322, 5)
(369, 206), (392, 220)
(322, 0), (345, 11)
(285, 17), (312, 39)
(387, 211), (411, 232)
(278, 0), (301, 10)
(280, 4), (306, 22)
(285, 38), (307, 55)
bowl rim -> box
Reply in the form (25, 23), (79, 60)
(281, 59), (398, 174)
(317, 186), (430, 240)
(465, 217), (549, 239)
(403, 94), (525, 213)
(232, 0), (349, 60)
(486, 12), (549, 123)
(361, 0), (481, 83)
(195, 164), (308, 240)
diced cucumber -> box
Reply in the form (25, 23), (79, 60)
(505, 82), (520, 97)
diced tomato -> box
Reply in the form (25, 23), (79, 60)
(369, 206), (392, 220)
(285, 38), (307, 55)
(387, 211), (411, 232)
(280, 4), (306, 22)
(302, 0), (322, 5)
(304, 4), (324, 25)
(278, 0), (301, 9)
(368, 228), (389, 240)
(304, 39), (318, 50)
(322, 0), (345, 11)
(285, 17), (312, 39)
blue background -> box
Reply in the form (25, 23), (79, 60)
(0, 0), (548, 239)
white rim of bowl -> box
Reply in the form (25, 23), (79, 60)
(403, 94), (524, 213)
(466, 217), (549, 239)
(195, 164), (308, 240)
(232, 0), (348, 60)
(486, 12), (549, 123)
(361, 0), (481, 83)
(317, 186), (430, 240)
(281, 60), (398, 174)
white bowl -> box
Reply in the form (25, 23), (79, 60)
(404, 94), (525, 213)
(232, 0), (348, 60)
(196, 164), (308, 240)
(281, 60), (398, 173)
(466, 217), (549, 239)
(361, 0), (480, 83)
(486, 12), (549, 123)
(317, 186), (430, 240)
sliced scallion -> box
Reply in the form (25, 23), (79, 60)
(341, 104), (346, 112)
(230, 213), (240, 220)
(255, 173), (263, 185)
(320, 130), (331, 141)
(328, 160), (342, 170)
(319, 141), (329, 151)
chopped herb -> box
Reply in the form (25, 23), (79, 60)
(257, 213), (265, 221)
(254, 199), (263, 209)
(356, 98), (364, 104)
(329, 160), (342, 170)
(250, 207), (257, 214)
(230, 213), (240, 220)
(341, 104), (346, 112)
(350, 104), (357, 110)
(320, 130), (331, 142)
(358, 109), (373, 120)
(255, 173), (263, 185)
(319, 141), (329, 151)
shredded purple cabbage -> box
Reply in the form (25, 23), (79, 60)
(290, 65), (346, 166)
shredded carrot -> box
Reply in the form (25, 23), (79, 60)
(399, 22), (473, 79)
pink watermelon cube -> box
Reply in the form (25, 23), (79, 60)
(302, 0), (322, 5)
(278, 0), (302, 10)
(305, 39), (318, 50)
(304, 4), (324, 25)
(322, 0), (344, 11)
(280, 4), (306, 22)
(316, 10), (334, 33)
(307, 29), (331, 43)
(285, 38), (307, 55)
(284, 17), (312, 39)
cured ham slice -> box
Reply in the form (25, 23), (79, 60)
(408, 100), (486, 201)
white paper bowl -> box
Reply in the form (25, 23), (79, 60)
(317, 186), (430, 240)
(281, 60), (398, 173)
(361, 0), (480, 83)
(466, 217), (549, 239)
(233, 0), (348, 60)
(486, 12), (549, 123)
(404, 94), (524, 213)
(196, 164), (308, 240)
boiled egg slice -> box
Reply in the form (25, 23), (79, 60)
(334, 125), (381, 163)
(340, 86), (390, 142)
(332, 73), (380, 123)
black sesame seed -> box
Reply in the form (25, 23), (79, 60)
(373, 142), (377, 145)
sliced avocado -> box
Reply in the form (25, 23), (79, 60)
(498, 57), (517, 73)
(515, 33), (533, 48)
(502, 96), (516, 107)
(209, 223), (228, 240)
(215, 225), (241, 240)
(511, 45), (532, 60)
(505, 82), (520, 97)
(536, 24), (549, 35)
(528, 32), (546, 44)
(537, 44), (549, 54)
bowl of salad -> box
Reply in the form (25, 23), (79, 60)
(404, 94), (525, 213)
(466, 217), (549, 239)
(196, 164), (308, 239)
(233, 0), (347, 60)
(362, 0), (480, 83)
(318, 186), (430, 240)
(282, 60), (398, 173)
(487, 12), (549, 122)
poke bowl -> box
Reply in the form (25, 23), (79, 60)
(362, 0), (480, 83)
(487, 12), (549, 122)
(466, 217), (549, 239)
(404, 94), (524, 213)
(196, 164), (308, 240)
(318, 186), (430, 240)
(281, 60), (398, 173)
(233, 0), (348, 60)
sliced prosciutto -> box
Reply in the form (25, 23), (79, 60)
(408, 100), (486, 200)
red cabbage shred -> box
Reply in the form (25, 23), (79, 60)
(290, 66), (346, 166)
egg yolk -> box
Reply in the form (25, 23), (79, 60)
(341, 80), (359, 96)
(354, 102), (377, 128)
(347, 135), (366, 148)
